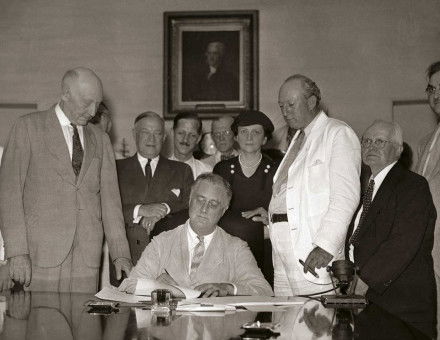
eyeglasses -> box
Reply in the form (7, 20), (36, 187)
(361, 138), (394, 149)
(426, 84), (440, 95)
(212, 130), (233, 139)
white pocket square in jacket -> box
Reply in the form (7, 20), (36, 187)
(171, 188), (180, 197)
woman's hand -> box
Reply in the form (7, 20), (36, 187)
(241, 207), (269, 225)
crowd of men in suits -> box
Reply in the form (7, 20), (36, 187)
(0, 61), (440, 337)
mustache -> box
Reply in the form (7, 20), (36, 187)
(179, 142), (191, 147)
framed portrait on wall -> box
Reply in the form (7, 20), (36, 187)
(164, 10), (259, 118)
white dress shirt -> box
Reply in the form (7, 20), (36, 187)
(132, 154), (169, 223)
(186, 222), (237, 294)
(55, 104), (84, 159)
(349, 161), (397, 261)
(186, 223), (216, 272)
(169, 155), (212, 180)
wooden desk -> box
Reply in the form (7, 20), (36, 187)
(0, 291), (432, 339)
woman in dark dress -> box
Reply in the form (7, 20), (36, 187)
(213, 110), (276, 285)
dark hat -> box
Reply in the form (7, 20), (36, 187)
(231, 110), (275, 137)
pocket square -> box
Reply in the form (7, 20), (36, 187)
(171, 188), (180, 197)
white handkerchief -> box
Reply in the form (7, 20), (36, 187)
(171, 188), (180, 197)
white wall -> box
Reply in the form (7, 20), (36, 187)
(1, 0), (439, 155)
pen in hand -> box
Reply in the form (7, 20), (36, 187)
(298, 259), (319, 278)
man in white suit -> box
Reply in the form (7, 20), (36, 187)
(269, 74), (361, 296)
(119, 173), (273, 297)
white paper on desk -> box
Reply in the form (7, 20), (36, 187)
(135, 278), (201, 299)
(176, 303), (236, 313)
(181, 296), (307, 307)
(95, 286), (151, 304)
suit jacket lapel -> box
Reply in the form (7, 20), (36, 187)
(44, 108), (76, 185)
(76, 125), (96, 185)
(355, 164), (402, 242)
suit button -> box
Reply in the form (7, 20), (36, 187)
(136, 240), (140, 245)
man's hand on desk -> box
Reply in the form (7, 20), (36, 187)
(114, 257), (133, 281)
(118, 278), (137, 294)
(303, 247), (333, 274)
(9, 254), (31, 287)
(195, 283), (234, 297)
(138, 203), (168, 220)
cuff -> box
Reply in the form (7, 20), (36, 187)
(133, 204), (142, 224)
(162, 203), (171, 214)
(231, 283), (237, 295)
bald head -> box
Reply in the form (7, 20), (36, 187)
(60, 67), (103, 126)
(278, 75), (321, 129)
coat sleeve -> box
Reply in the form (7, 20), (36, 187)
(0, 118), (31, 258)
(128, 236), (161, 280)
(314, 127), (361, 257)
(100, 133), (131, 261)
(231, 240), (273, 296)
(359, 179), (436, 294)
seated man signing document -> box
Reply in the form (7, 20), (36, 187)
(119, 173), (273, 297)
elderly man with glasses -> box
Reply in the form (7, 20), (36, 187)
(346, 120), (436, 338)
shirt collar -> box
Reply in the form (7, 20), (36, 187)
(187, 220), (216, 245)
(303, 111), (323, 137)
(370, 161), (397, 191)
(55, 103), (72, 127)
(137, 153), (159, 165)
(170, 154), (195, 164)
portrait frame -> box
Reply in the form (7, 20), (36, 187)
(164, 10), (259, 118)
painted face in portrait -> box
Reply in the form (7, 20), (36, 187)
(236, 124), (267, 154)
(278, 80), (316, 130)
(205, 42), (224, 68)
(189, 180), (228, 235)
(212, 117), (235, 153)
(427, 71), (440, 117)
(173, 118), (202, 159)
(133, 116), (165, 159)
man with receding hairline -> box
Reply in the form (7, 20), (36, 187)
(269, 74), (361, 296)
(0, 67), (132, 293)
(116, 111), (193, 270)
(347, 120), (436, 338)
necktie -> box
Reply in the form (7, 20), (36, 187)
(144, 158), (152, 188)
(71, 124), (83, 177)
(273, 130), (305, 195)
(349, 179), (375, 245)
(190, 236), (205, 279)
(286, 127), (296, 148)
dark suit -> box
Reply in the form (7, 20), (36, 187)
(345, 163), (437, 338)
(116, 155), (193, 265)
(0, 107), (130, 292)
